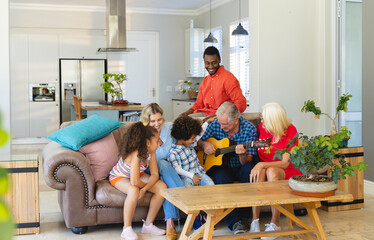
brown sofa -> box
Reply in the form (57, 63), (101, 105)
(42, 113), (305, 234)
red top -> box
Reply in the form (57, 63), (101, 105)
(190, 66), (247, 116)
(257, 122), (300, 173)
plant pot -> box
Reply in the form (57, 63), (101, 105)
(188, 89), (197, 100)
(288, 175), (337, 197)
(340, 138), (349, 147)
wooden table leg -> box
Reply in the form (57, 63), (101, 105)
(203, 211), (216, 240)
(284, 204), (299, 239)
(179, 211), (199, 240)
(183, 208), (233, 240)
(302, 202), (327, 240)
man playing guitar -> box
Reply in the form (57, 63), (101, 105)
(196, 101), (258, 234)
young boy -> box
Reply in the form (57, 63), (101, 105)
(168, 116), (214, 230)
(168, 116), (214, 187)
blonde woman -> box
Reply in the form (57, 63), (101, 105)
(140, 103), (183, 240)
(249, 102), (302, 240)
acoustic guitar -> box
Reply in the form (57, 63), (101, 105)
(197, 137), (271, 171)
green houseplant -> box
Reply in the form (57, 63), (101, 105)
(100, 73), (127, 103)
(301, 93), (352, 135)
(272, 128), (368, 196)
(178, 80), (200, 99)
(275, 127), (368, 184)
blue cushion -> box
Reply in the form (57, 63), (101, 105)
(47, 114), (125, 150)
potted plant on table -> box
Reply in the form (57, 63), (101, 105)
(178, 80), (200, 99)
(272, 93), (368, 196)
(100, 73), (128, 105)
(273, 128), (367, 196)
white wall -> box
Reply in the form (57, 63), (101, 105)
(248, 0), (334, 136)
(0, 0), (11, 154)
(362, 0), (374, 181)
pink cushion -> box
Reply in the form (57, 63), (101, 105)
(79, 133), (119, 182)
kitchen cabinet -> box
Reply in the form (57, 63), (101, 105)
(28, 34), (59, 83)
(173, 99), (195, 119)
(10, 33), (60, 138)
(10, 33), (29, 138)
(185, 28), (205, 77)
(10, 31), (106, 138)
(59, 35), (106, 59)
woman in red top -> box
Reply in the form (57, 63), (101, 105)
(249, 102), (302, 238)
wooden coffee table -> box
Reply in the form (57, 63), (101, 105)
(161, 181), (353, 240)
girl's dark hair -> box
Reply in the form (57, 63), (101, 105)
(119, 122), (158, 162)
(171, 116), (202, 141)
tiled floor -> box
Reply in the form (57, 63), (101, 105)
(11, 143), (374, 240)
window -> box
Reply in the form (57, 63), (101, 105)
(229, 20), (250, 102)
(336, 0), (362, 147)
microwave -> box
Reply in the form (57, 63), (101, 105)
(30, 83), (56, 102)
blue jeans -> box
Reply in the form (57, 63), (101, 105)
(208, 161), (257, 228)
(157, 159), (184, 221)
(181, 173), (215, 187)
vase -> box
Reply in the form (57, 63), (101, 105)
(188, 89), (197, 100)
(288, 175), (337, 197)
(112, 95), (123, 102)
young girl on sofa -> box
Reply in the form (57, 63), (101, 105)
(109, 122), (167, 240)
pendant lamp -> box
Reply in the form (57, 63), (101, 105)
(204, 0), (218, 43)
(232, 0), (248, 36)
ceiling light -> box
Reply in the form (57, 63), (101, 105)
(204, 0), (218, 43)
(232, 0), (248, 36)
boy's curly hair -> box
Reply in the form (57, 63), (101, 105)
(171, 116), (202, 141)
(119, 122), (158, 162)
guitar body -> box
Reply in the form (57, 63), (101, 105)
(197, 137), (230, 171)
(197, 137), (271, 171)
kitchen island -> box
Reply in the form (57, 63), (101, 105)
(71, 102), (144, 121)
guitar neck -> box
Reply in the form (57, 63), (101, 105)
(215, 141), (254, 156)
(215, 145), (236, 156)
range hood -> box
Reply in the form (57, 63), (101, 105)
(98, 0), (137, 53)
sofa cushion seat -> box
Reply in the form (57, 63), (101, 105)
(95, 180), (153, 208)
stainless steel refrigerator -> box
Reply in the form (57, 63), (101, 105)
(59, 59), (107, 123)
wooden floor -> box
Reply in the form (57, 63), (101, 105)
(11, 143), (374, 240)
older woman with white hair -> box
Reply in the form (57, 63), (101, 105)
(249, 102), (302, 240)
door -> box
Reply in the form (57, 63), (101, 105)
(108, 31), (159, 104)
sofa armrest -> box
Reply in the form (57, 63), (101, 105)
(42, 141), (95, 192)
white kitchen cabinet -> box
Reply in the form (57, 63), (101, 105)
(10, 33), (60, 138)
(185, 28), (205, 77)
(59, 35), (106, 59)
(173, 100), (195, 119)
(29, 102), (59, 137)
(10, 31), (107, 138)
(28, 34), (59, 83)
(10, 34), (29, 138)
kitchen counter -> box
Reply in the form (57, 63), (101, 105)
(172, 98), (196, 102)
(172, 99), (195, 119)
(71, 103), (144, 121)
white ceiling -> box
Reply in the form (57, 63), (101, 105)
(9, 0), (220, 10)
